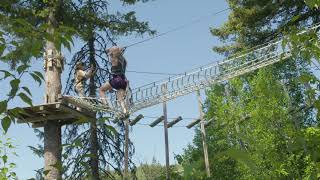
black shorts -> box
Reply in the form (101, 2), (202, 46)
(109, 75), (127, 90)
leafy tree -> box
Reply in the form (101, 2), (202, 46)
(179, 0), (320, 179)
(0, 0), (152, 179)
(1, 0), (75, 179)
(0, 0), (75, 68)
(62, 0), (154, 179)
(107, 157), (183, 180)
(0, 0), (74, 130)
(0, 134), (18, 180)
(138, 157), (166, 180)
(25, 0), (154, 179)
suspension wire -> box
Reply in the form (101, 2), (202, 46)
(127, 70), (183, 76)
(124, 7), (230, 49)
(132, 115), (197, 120)
(127, 23), (320, 92)
(127, 70), (214, 77)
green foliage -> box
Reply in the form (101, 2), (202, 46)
(107, 158), (183, 180)
(0, 0), (75, 68)
(179, 0), (320, 179)
(1, 0), (154, 179)
(138, 158), (166, 180)
(305, 0), (320, 9)
(61, 0), (155, 179)
(0, 64), (44, 133)
(0, 135), (17, 180)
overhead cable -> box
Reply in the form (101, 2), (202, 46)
(124, 7), (230, 48)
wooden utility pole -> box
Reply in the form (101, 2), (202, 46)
(197, 90), (211, 177)
(43, 8), (63, 180)
(124, 118), (130, 179)
(162, 84), (170, 180)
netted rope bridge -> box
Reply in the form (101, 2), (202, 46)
(63, 23), (320, 117)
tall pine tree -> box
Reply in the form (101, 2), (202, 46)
(61, 0), (154, 179)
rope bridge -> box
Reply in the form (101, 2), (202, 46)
(62, 23), (320, 117)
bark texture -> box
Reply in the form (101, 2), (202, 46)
(88, 34), (100, 179)
(44, 10), (63, 180)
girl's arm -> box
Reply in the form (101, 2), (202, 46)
(85, 66), (95, 78)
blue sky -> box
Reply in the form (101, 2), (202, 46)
(1, 0), (229, 178)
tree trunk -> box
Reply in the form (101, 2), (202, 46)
(88, 33), (100, 180)
(44, 10), (62, 180)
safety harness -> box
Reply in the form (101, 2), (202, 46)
(111, 56), (127, 76)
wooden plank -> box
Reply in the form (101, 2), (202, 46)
(149, 116), (164, 127)
(48, 104), (64, 113)
(130, 114), (144, 126)
(167, 116), (182, 128)
(32, 119), (78, 128)
(22, 108), (40, 118)
(61, 104), (96, 120)
(15, 104), (62, 123)
(32, 122), (44, 128)
(17, 113), (75, 123)
(58, 100), (96, 118)
(186, 119), (201, 129)
(61, 96), (93, 111)
(11, 102), (96, 126)
(39, 105), (54, 114)
(77, 107), (96, 118)
(59, 104), (96, 120)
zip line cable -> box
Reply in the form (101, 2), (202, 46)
(124, 7), (230, 49)
(127, 70), (183, 76)
(120, 7), (230, 77)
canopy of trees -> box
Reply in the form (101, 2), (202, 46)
(177, 0), (320, 179)
(1, 0), (320, 179)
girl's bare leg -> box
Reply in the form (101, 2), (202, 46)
(75, 85), (85, 111)
(99, 82), (112, 105)
(117, 89), (128, 114)
(75, 86), (85, 97)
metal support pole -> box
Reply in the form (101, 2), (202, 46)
(162, 84), (170, 180)
(124, 118), (129, 179)
(197, 90), (211, 177)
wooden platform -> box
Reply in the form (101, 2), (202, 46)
(9, 101), (96, 128)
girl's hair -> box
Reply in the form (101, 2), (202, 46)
(120, 56), (127, 71)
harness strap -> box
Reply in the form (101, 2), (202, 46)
(111, 57), (127, 75)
